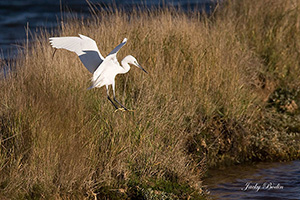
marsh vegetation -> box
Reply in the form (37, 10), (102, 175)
(0, 0), (300, 199)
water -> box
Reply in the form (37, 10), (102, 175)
(0, 0), (214, 60)
(204, 160), (300, 200)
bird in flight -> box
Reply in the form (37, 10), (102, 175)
(49, 34), (148, 111)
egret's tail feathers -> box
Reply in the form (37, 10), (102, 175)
(87, 79), (104, 90)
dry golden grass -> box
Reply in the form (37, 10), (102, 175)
(0, 0), (300, 199)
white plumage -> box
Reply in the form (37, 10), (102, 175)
(49, 34), (147, 111)
(50, 34), (104, 73)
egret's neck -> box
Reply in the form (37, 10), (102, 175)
(120, 59), (131, 74)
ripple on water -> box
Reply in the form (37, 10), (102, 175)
(204, 160), (300, 200)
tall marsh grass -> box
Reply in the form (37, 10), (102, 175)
(1, 0), (300, 199)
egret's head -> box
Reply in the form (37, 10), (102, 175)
(126, 55), (148, 74)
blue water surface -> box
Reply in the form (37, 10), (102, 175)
(204, 160), (300, 200)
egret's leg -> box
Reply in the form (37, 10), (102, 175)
(112, 83), (128, 111)
(113, 97), (128, 111)
(106, 86), (118, 109)
(52, 49), (57, 59)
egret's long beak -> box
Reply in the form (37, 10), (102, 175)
(137, 63), (148, 74)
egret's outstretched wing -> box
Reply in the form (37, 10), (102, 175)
(107, 38), (127, 56)
(49, 34), (104, 73)
(90, 38), (128, 88)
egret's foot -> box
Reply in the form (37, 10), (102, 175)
(114, 108), (126, 113)
(91, 191), (98, 200)
(114, 108), (135, 113)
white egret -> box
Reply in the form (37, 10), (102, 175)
(49, 34), (147, 111)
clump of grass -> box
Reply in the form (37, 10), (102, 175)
(0, 0), (300, 199)
(220, 0), (300, 88)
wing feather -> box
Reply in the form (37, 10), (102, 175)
(107, 38), (127, 56)
(91, 38), (128, 86)
(49, 34), (104, 73)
